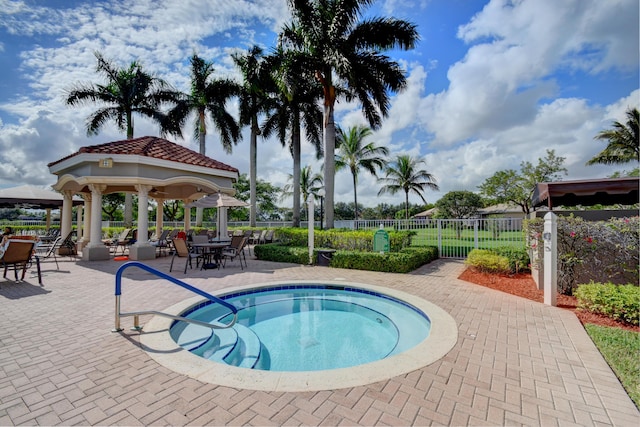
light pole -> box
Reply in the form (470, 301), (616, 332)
(318, 188), (325, 230)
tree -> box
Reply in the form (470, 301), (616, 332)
(261, 45), (323, 227)
(66, 52), (177, 139)
(233, 47), (276, 227)
(587, 107), (639, 165)
(281, 165), (323, 220)
(378, 155), (439, 220)
(281, 0), (418, 229)
(167, 54), (241, 155)
(435, 191), (483, 219)
(102, 193), (125, 221)
(66, 51), (178, 226)
(233, 174), (282, 221)
(478, 149), (567, 214)
(335, 125), (389, 220)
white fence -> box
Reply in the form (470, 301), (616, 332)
(1, 217), (526, 259)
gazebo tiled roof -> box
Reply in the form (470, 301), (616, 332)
(47, 136), (238, 173)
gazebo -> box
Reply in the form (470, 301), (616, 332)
(47, 136), (240, 261)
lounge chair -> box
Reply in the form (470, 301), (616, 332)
(169, 238), (205, 274)
(221, 236), (248, 270)
(35, 235), (63, 269)
(1, 239), (41, 284)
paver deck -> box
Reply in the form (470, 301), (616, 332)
(0, 252), (638, 426)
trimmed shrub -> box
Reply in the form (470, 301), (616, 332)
(575, 282), (640, 326)
(273, 227), (413, 252)
(492, 246), (530, 273)
(253, 243), (310, 264)
(254, 243), (438, 273)
(465, 249), (511, 274)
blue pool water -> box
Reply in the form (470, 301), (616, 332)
(170, 285), (431, 372)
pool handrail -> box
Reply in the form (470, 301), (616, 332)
(113, 261), (237, 332)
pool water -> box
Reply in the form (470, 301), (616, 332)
(170, 285), (431, 372)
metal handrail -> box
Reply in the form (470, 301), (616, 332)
(113, 261), (237, 332)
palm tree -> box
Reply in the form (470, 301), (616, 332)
(378, 155), (439, 220)
(262, 45), (323, 227)
(281, 0), (419, 229)
(281, 165), (323, 220)
(167, 54), (241, 155)
(233, 47), (275, 227)
(335, 125), (389, 220)
(66, 51), (178, 226)
(587, 107), (640, 165)
(66, 51), (177, 139)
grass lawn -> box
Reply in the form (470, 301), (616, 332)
(584, 324), (640, 408)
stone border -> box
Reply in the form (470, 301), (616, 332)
(140, 280), (458, 392)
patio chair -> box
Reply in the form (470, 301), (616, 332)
(49, 231), (77, 257)
(255, 229), (267, 245)
(150, 229), (171, 257)
(263, 229), (275, 244)
(221, 236), (248, 270)
(191, 235), (209, 244)
(169, 238), (205, 274)
(111, 228), (132, 255)
(35, 235), (63, 269)
(1, 239), (41, 284)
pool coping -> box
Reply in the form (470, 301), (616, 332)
(140, 279), (458, 392)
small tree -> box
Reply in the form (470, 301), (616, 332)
(435, 191), (483, 238)
(478, 149), (567, 214)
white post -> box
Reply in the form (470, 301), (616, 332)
(307, 194), (314, 265)
(543, 212), (557, 306)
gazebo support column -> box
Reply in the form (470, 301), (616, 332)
(77, 194), (92, 251)
(129, 185), (155, 261)
(154, 198), (164, 237)
(60, 191), (74, 243)
(83, 184), (110, 260)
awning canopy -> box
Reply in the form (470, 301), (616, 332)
(0, 185), (84, 209)
(531, 177), (640, 209)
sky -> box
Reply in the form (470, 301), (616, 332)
(0, 0), (638, 210)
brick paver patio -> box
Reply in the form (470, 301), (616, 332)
(0, 252), (638, 426)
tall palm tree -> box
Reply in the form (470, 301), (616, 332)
(66, 51), (177, 139)
(335, 125), (389, 220)
(281, 0), (419, 229)
(281, 165), (323, 220)
(378, 155), (439, 220)
(167, 54), (241, 155)
(262, 45), (323, 227)
(587, 107), (640, 165)
(233, 46), (275, 227)
(66, 51), (178, 226)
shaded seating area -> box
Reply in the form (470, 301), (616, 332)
(1, 239), (41, 285)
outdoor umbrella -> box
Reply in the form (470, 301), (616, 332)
(186, 193), (249, 238)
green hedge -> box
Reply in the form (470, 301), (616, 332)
(465, 249), (511, 274)
(575, 282), (640, 326)
(273, 227), (414, 252)
(254, 243), (438, 273)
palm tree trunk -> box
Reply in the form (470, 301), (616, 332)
(323, 105), (336, 229)
(405, 191), (410, 221)
(352, 170), (358, 221)
(196, 114), (207, 226)
(249, 117), (258, 227)
(292, 115), (301, 228)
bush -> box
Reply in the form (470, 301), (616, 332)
(575, 282), (640, 326)
(492, 246), (530, 273)
(254, 243), (438, 273)
(526, 216), (639, 295)
(253, 244), (310, 264)
(273, 227), (414, 252)
(465, 249), (511, 274)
